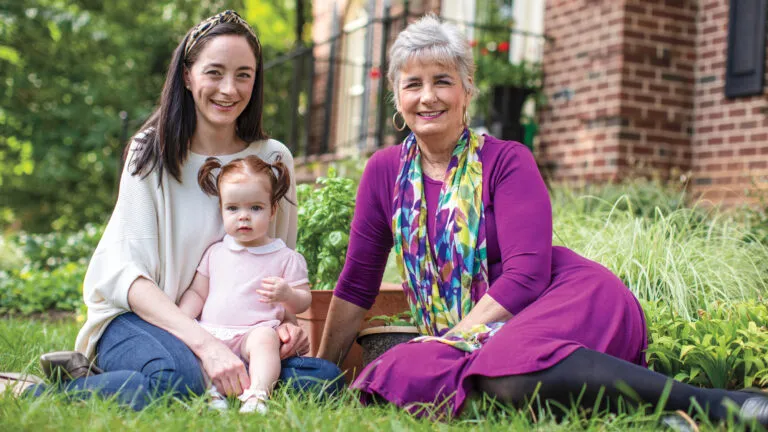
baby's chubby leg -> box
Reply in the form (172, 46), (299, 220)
(238, 326), (281, 413)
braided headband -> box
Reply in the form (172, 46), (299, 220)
(184, 10), (259, 57)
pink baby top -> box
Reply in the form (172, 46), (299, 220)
(196, 235), (309, 333)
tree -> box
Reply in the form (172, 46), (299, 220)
(0, 0), (311, 232)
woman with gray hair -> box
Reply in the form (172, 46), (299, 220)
(318, 14), (768, 425)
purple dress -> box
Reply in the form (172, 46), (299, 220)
(334, 135), (647, 416)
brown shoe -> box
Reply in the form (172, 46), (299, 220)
(39, 351), (103, 381)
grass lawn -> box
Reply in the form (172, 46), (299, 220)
(0, 317), (760, 431)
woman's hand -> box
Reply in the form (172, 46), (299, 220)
(276, 322), (310, 359)
(450, 294), (513, 332)
(197, 340), (251, 396)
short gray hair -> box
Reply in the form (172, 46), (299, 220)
(387, 14), (476, 110)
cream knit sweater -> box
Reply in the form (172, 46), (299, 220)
(75, 135), (298, 358)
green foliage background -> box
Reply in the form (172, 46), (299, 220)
(295, 168), (356, 291)
(0, 0), (310, 233)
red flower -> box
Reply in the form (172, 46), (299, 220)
(469, 39), (478, 47)
(480, 48), (489, 56)
(498, 41), (510, 53)
(369, 67), (381, 79)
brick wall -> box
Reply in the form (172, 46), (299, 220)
(540, 0), (768, 204)
(693, 0), (768, 205)
(538, 0), (696, 183)
(620, 0), (696, 178)
(538, 0), (627, 182)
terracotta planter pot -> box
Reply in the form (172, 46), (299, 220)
(357, 326), (419, 367)
(297, 282), (409, 382)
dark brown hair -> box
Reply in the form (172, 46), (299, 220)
(127, 18), (267, 183)
(198, 155), (292, 210)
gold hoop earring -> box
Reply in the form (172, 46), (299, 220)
(463, 110), (470, 127)
(392, 111), (407, 132)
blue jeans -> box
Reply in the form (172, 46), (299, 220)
(29, 313), (344, 410)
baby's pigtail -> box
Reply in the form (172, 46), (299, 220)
(270, 160), (294, 207)
(198, 157), (222, 196)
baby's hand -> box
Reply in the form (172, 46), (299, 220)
(257, 277), (291, 303)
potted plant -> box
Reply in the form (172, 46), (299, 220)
(471, 39), (543, 146)
(294, 168), (409, 380)
(294, 167), (356, 293)
(356, 311), (419, 367)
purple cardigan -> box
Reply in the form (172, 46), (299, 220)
(333, 135), (553, 315)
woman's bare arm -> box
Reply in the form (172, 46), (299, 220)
(177, 272), (209, 319)
(316, 296), (368, 365)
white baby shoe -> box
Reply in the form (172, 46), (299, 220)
(238, 388), (268, 414)
(207, 385), (229, 411)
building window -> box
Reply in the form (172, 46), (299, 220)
(335, 0), (369, 156)
(725, 0), (767, 98)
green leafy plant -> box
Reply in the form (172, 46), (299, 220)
(739, 180), (768, 245)
(0, 263), (86, 315)
(0, 237), (24, 271)
(470, 1), (540, 87)
(470, 42), (544, 127)
(367, 310), (414, 327)
(14, 224), (104, 271)
(644, 300), (768, 389)
(475, 53), (542, 89)
(296, 167), (357, 291)
(0, 224), (102, 315)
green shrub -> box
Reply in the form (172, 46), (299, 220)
(739, 187), (768, 245)
(644, 300), (768, 389)
(0, 263), (85, 315)
(553, 194), (768, 319)
(551, 177), (690, 220)
(0, 237), (24, 271)
(13, 223), (103, 271)
(0, 225), (101, 314)
(296, 167), (358, 290)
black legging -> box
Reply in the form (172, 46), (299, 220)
(474, 348), (755, 422)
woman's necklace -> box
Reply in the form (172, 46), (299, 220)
(420, 149), (451, 181)
(419, 129), (464, 181)
(421, 157), (449, 181)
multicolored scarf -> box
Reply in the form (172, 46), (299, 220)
(392, 129), (501, 352)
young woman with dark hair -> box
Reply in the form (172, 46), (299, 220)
(1, 10), (341, 409)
